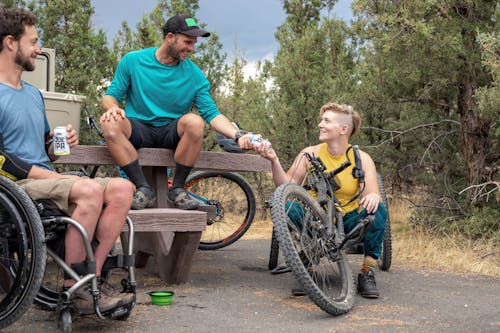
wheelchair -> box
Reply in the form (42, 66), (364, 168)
(0, 175), (137, 332)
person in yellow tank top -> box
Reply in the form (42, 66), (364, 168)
(255, 102), (388, 299)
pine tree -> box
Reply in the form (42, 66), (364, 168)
(351, 0), (498, 209)
(269, 0), (356, 165)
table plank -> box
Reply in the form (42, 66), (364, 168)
(55, 145), (272, 172)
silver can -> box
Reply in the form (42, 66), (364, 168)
(53, 126), (70, 156)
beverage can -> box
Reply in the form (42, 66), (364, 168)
(250, 134), (263, 147)
(53, 126), (70, 156)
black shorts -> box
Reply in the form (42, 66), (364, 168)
(128, 118), (181, 149)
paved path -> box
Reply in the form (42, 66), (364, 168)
(7, 239), (500, 332)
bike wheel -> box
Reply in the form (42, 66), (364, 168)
(0, 177), (46, 329)
(185, 171), (256, 250)
(268, 227), (280, 270)
(377, 173), (392, 271)
(270, 183), (355, 315)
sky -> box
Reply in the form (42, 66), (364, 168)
(91, 0), (353, 64)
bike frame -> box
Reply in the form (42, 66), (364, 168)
(302, 152), (373, 253)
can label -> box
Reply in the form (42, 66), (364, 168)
(53, 126), (70, 156)
(250, 134), (263, 147)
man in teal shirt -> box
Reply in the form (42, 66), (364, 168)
(101, 14), (254, 209)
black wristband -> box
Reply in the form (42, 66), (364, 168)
(234, 131), (243, 143)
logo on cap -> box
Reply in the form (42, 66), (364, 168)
(185, 18), (197, 27)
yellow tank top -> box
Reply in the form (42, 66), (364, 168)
(316, 143), (359, 214)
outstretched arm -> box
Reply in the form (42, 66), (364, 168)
(255, 145), (312, 187)
(209, 114), (253, 149)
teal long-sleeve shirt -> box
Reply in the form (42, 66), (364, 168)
(105, 47), (221, 126)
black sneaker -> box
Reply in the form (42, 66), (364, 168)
(167, 188), (199, 210)
(357, 270), (379, 298)
(131, 186), (156, 210)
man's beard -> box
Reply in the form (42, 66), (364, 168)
(167, 43), (182, 63)
(15, 47), (35, 72)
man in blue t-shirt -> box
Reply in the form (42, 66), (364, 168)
(0, 8), (134, 313)
(101, 14), (257, 210)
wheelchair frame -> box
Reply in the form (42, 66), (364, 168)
(0, 176), (137, 332)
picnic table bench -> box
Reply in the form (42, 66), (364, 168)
(55, 145), (271, 284)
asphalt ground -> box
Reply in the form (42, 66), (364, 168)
(5, 239), (500, 333)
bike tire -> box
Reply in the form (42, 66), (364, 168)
(377, 173), (392, 271)
(268, 227), (280, 270)
(0, 176), (46, 329)
(270, 183), (355, 315)
(185, 171), (256, 250)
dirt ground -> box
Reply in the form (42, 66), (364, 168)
(5, 238), (500, 333)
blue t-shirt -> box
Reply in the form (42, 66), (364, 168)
(0, 81), (53, 171)
(105, 47), (221, 126)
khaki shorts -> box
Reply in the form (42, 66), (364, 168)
(17, 177), (111, 215)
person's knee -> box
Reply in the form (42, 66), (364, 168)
(179, 114), (204, 139)
(105, 178), (134, 207)
(100, 117), (127, 141)
(371, 203), (388, 232)
(72, 179), (104, 212)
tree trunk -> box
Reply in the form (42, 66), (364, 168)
(457, 64), (489, 208)
(456, 3), (492, 208)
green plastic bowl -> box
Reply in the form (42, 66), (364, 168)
(147, 291), (174, 306)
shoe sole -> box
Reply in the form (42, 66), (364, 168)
(358, 292), (379, 298)
(291, 289), (306, 296)
(166, 196), (199, 210)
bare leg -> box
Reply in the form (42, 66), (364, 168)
(92, 178), (134, 276)
(63, 179), (104, 286)
(174, 113), (204, 166)
(100, 116), (137, 166)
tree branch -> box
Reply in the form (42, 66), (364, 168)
(363, 119), (461, 148)
(394, 97), (457, 111)
(459, 181), (500, 203)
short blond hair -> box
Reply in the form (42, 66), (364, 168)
(319, 102), (361, 138)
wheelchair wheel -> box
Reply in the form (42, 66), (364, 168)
(270, 183), (355, 316)
(0, 176), (46, 329)
(377, 173), (392, 271)
(34, 257), (62, 311)
(185, 171), (257, 250)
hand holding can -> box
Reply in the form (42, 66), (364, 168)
(53, 126), (71, 156)
(250, 134), (271, 146)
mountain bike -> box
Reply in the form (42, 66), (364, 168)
(82, 108), (257, 250)
(268, 171), (392, 273)
(269, 152), (377, 315)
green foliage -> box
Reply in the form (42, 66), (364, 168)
(269, 5), (356, 166)
(350, 0), (498, 209)
(0, 0), (28, 7)
(450, 207), (500, 240)
(412, 203), (500, 240)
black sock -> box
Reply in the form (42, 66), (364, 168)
(121, 160), (150, 189)
(172, 163), (193, 189)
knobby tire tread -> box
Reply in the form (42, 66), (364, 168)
(377, 173), (392, 271)
(270, 183), (355, 316)
(186, 171), (256, 250)
(268, 227), (279, 270)
(0, 176), (46, 329)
